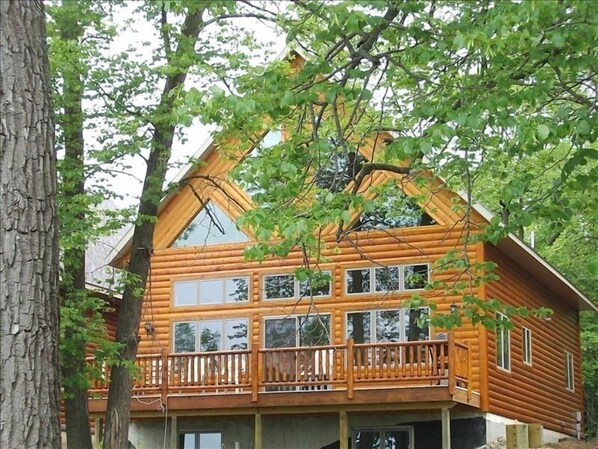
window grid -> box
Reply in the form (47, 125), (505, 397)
(345, 264), (430, 295)
(496, 313), (511, 371)
(522, 327), (532, 365)
(173, 276), (250, 307)
(346, 308), (430, 344)
(262, 272), (332, 300)
(565, 351), (574, 391)
(173, 318), (249, 353)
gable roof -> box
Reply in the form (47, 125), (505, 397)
(107, 127), (596, 313)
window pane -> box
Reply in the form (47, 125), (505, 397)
(199, 321), (222, 352)
(261, 129), (282, 148)
(226, 277), (249, 302)
(199, 279), (224, 305)
(346, 269), (370, 294)
(225, 319), (248, 350)
(299, 315), (330, 346)
(264, 274), (295, 299)
(199, 432), (221, 449)
(497, 315), (510, 370)
(174, 281), (198, 306)
(374, 266), (400, 292)
(298, 272), (331, 298)
(347, 312), (371, 344)
(171, 200), (249, 247)
(375, 310), (402, 342)
(180, 433), (196, 449)
(265, 318), (297, 348)
(314, 149), (367, 193)
(354, 431), (381, 449)
(385, 430), (411, 449)
(405, 308), (429, 341)
(404, 264), (428, 290)
(174, 322), (196, 353)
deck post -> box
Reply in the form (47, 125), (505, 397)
(255, 412), (262, 449)
(161, 348), (169, 404)
(93, 418), (101, 448)
(251, 343), (259, 402)
(169, 415), (178, 449)
(339, 411), (349, 449)
(347, 339), (354, 399)
(447, 332), (456, 396)
(441, 407), (451, 449)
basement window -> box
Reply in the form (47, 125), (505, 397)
(180, 431), (222, 449)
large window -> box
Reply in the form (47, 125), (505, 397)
(173, 318), (248, 353)
(496, 313), (511, 371)
(264, 315), (331, 348)
(353, 427), (413, 449)
(346, 308), (429, 344)
(345, 264), (429, 295)
(263, 272), (331, 300)
(173, 276), (249, 306)
(565, 351), (574, 391)
(522, 327), (532, 366)
(171, 200), (249, 247)
(179, 432), (222, 449)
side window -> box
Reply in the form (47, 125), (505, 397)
(522, 327), (532, 365)
(565, 351), (574, 391)
(496, 313), (511, 371)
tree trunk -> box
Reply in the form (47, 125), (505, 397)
(102, 7), (207, 449)
(0, 1), (60, 448)
(57, 4), (94, 446)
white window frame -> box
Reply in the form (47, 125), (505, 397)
(565, 351), (574, 391)
(344, 263), (430, 295)
(496, 313), (511, 371)
(522, 327), (532, 366)
(179, 431), (223, 449)
(345, 308), (430, 343)
(262, 271), (332, 301)
(173, 276), (250, 307)
(173, 317), (249, 353)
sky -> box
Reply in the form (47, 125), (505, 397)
(88, 2), (285, 208)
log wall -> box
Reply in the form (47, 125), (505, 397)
(484, 244), (583, 436)
(137, 225), (483, 394)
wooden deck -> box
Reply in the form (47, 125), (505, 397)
(88, 337), (479, 414)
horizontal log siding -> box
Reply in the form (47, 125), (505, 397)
(136, 225), (482, 394)
(485, 244), (582, 436)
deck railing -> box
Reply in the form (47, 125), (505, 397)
(88, 335), (471, 403)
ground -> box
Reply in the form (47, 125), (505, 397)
(486, 438), (597, 449)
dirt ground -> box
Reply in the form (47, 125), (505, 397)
(486, 438), (597, 449)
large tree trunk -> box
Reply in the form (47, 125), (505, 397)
(102, 7), (207, 449)
(57, 4), (94, 447)
(0, 1), (61, 448)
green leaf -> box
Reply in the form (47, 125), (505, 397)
(537, 124), (550, 141)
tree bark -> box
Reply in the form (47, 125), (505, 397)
(103, 7), (207, 449)
(0, 1), (61, 448)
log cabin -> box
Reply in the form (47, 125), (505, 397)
(85, 122), (596, 449)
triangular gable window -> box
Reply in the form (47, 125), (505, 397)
(236, 129), (282, 198)
(351, 186), (436, 232)
(171, 201), (249, 247)
(314, 148), (368, 193)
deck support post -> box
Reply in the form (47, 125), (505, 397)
(255, 412), (262, 449)
(170, 415), (178, 449)
(93, 418), (101, 448)
(339, 411), (349, 449)
(441, 407), (451, 449)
